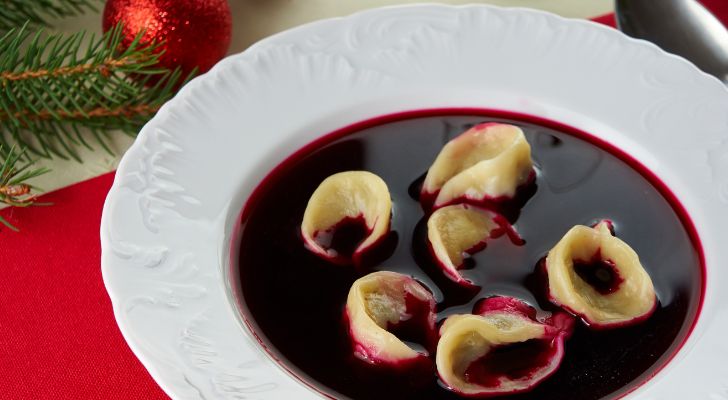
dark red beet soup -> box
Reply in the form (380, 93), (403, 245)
(237, 112), (703, 400)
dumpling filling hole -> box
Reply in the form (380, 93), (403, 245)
(313, 215), (371, 261)
(463, 338), (558, 387)
(573, 249), (625, 295)
(364, 288), (436, 355)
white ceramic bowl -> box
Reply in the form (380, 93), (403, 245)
(101, 4), (728, 399)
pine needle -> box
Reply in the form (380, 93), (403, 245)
(0, 144), (51, 231)
(0, 0), (101, 32)
(0, 23), (194, 161)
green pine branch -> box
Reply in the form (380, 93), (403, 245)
(0, 144), (51, 231)
(0, 23), (193, 161)
(0, 0), (100, 32)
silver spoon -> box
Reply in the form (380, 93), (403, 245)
(615, 0), (728, 84)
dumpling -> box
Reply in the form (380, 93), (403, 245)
(301, 171), (391, 265)
(345, 271), (437, 369)
(427, 204), (522, 287)
(545, 220), (657, 329)
(421, 123), (534, 209)
(436, 296), (573, 397)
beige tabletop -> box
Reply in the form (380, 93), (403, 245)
(38, 0), (613, 193)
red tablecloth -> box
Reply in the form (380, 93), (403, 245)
(1, 7), (726, 399)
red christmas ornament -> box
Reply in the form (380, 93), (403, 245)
(103, 0), (232, 76)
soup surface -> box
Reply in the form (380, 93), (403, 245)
(238, 113), (703, 400)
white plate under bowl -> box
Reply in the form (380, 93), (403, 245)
(101, 4), (728, 399)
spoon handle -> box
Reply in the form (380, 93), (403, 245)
(616, 0), (728, 84)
